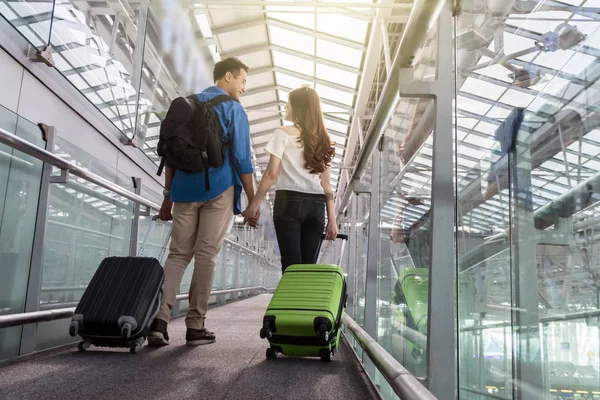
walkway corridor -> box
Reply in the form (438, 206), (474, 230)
(0, 295), (378, 400)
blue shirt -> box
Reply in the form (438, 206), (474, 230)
(170, 86), (254, 215)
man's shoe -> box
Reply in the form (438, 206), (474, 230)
(186, 327), (216, 346)
(148, 319), (170, 347)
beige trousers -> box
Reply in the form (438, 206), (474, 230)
(157, 186), (234, 329)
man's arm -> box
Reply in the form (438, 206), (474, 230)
(164, 165), (174, 192)
(239, 173), (255, 205)
(159, 166), (175, 221)
(229, 106), (255, 196)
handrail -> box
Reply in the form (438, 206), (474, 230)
(459, 309), (600, 332)
(0, 127), (156, 210)
(337, 0), (447, 213)
(343, 313), (437, 400)
(0, 286), (273, 329)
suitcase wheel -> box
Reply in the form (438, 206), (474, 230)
(260, 328), (273, 340)
(122, 323), (133, 339)
(319, 349), (333, 362)
(266, 347), (278, 360)
(130, 342), (142, 354)
(69, 321), (80, 337)
(316, 323), (329, 343)
(78, 341), (91, 352)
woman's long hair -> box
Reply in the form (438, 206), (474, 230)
(288, 87), (336, 174)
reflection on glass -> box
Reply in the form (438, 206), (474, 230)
(456, 1), (600, 398)
(378, 96), (433, 378)
(0, 0), (55, 47)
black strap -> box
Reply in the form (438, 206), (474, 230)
(208, 94), (237, 106)
(205, 169), (210, 192)
(157, 157), (166, 176)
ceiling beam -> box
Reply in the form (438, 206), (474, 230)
(222, 44), (360, 74)
(267, 18), (365, 51)
(273, 66), (356, 94)
(211, 18), (265, 35)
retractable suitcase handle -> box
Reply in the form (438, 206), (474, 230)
(138, 215), (173, 263)
(321, 234), (349, 266)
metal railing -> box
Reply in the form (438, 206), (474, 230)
(0, 286), (273, 329)
(343, 314), (437, 399)
(0, 126), (155, 210)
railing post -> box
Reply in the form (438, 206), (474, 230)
(129, 177), (142, 256)
(216, 249), (227, 305)
(364, 149), (381, 339)
(397, 0), (456, 396)
(233, 250), (240, 300)
(347, 197), (358, 320)
(509, 115), (543, 399)
(19, 124), (56, 356)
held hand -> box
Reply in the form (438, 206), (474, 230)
(159, 198), (173, 221)
(242, 206), (260, 228)
(324, 219), (337, 241)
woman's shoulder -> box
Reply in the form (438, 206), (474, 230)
(278, 125), (301, 137)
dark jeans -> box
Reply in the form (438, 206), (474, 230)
(273, 190), (325, 273)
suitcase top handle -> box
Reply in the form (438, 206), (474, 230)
(322, 233), (348, 241)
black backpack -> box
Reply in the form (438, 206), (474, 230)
(156, 94), (236, 191)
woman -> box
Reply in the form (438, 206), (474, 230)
(242, 86), (337, 272)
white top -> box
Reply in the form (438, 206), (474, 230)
(265, 128), (324, 194)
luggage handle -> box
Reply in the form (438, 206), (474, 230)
(138, 215), (173, 264)
(322, 234), (349, 266)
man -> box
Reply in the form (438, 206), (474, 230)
(149, 57), (257, 347)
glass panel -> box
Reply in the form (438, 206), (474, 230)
(273, 51), (315, 77)
(36, 138), (134, 350)
(48, 0), (144, 143)
(456, 1), (600, 398)
(269, 26), (315, 56)
(316, 14), (368, 44)
(316, 39), (362, 68)
(0, 0), (55, 47)
(379, 97), (433, 378)
(0, 108), (44, 361)
(316, 64), (358, 89)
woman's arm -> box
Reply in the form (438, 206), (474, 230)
(321, 167), (337, 240)
(245, 154), (281, 217)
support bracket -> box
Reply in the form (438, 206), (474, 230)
(50, 169), (70, 184)
(28, 45), (55, 67)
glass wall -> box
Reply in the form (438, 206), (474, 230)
(0, 107), (45, 360)
(455, 1), (600, 398)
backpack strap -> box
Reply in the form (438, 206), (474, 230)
(208, 94), (237, 106)
(157, 157), (166, 176)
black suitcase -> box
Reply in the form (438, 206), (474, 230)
(69, 217), (169, 353)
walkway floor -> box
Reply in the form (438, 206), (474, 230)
(0, 294), (378, 400)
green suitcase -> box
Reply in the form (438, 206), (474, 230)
(260, 235), (348, 362)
